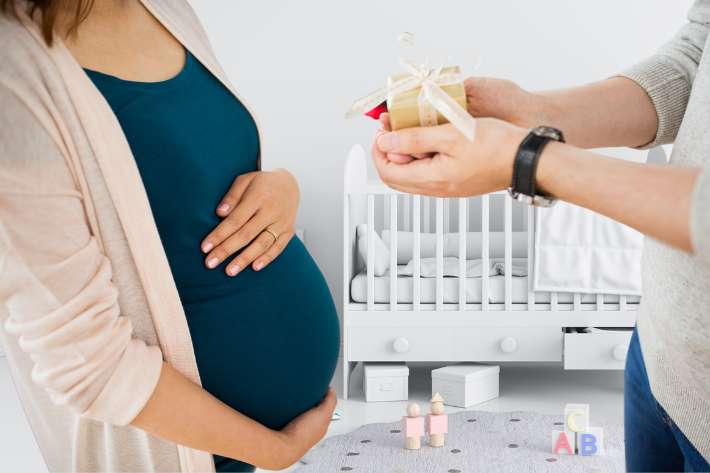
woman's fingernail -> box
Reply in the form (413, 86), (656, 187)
(256, 262), (264, 270)
(202, 243), (213, 253)
(228, 265), (239, 276)
(379, 132), (398, 152)
(207, 257), (219, 268)
(217, 204), (230, 212)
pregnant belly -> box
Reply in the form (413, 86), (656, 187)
(182, 237), (340, 431)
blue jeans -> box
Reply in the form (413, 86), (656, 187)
(625, 328), (710, 472)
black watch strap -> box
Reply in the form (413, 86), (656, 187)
(511, 133), (553, 198)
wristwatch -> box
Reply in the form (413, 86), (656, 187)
(508, 126), (565, 207)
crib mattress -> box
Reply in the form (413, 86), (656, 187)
(351, 266), (642, 304)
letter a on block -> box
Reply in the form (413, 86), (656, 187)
(551, 426), (576, 455)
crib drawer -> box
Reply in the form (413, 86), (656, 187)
(348, 327), (455, 361)
(454, 327), (562, 361)
(564, 331), (633, 370)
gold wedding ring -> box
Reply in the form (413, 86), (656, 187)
(263, 227), (278, 243)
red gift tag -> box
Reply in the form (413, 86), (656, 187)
(364, 103), (388, 120)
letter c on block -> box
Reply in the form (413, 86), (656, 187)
(567, 410), (584, 432)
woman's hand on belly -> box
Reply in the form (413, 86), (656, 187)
(277, 387), (338, 463)
(201, 169), (299, 275)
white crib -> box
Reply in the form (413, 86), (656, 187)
(342, 145), (637, 398)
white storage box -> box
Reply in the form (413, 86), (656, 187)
(363, 362), (409, 402)
(431, 363), (500, 408)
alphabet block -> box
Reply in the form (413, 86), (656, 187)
(578, 427), (604, 455)
(402, 415), (424, 438)
(564, 403), (590, 435)
(426, 413), (448, 435)
(551, 426), (576, 454)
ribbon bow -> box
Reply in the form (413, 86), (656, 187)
(345, 57), (477, 142)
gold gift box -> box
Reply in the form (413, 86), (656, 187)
(386, 66), (467, 131)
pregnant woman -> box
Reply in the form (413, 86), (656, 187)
(0, 0), (338, 472)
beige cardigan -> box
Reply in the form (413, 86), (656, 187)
(0, 1), (262, 471)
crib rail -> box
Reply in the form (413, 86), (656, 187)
(344, 145), (638, 318)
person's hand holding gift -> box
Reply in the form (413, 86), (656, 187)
(371, 113), (532, 198)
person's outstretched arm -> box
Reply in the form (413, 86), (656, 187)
(370, 118), (699, 256)
(463, 1), (710, 150)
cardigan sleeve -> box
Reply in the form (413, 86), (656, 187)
(615, 0), (710, 150)
(0, 85), (163, 426)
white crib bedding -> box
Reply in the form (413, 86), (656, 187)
(350, 266), (642, 304)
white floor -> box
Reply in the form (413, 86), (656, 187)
(0, 356), (625, 473)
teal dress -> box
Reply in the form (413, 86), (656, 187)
(85, 50), (340, 472)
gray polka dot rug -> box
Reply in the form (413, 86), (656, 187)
(298, 410), (624, 472)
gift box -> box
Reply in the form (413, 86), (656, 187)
(387, 66), (467, 131)
(345, 33), (478, 142)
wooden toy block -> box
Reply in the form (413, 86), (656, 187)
(402, 415), (424, 437)
(403, 403), (424, 450)
(551, 426), (576, 454)
(578, 427), (604, 455)
(564, 403), (590, 435)
(426, 413), (448, 435)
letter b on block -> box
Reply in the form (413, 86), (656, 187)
(551, 426), (576, 454)
(578, 427), (604, 455)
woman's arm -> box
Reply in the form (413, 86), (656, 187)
(131, 363), (336, 470)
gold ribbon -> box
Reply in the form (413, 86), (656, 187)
(345, 54), (477, 142)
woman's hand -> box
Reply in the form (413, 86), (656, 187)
(276, 387), (338, 466)
(201, 169), (299, 276)
(371, 118), (528, 198)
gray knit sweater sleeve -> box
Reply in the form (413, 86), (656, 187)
(616, 0), (710, 150)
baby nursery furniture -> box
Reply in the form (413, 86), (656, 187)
(342, 145), (638, 399)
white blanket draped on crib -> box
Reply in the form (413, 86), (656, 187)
(533, 147), (652, 296)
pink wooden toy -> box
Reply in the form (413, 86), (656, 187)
(402, 403), (424, 450)
(426, 392), (448, 447)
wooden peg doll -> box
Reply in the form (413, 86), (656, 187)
(402, 403), (424, 450)
(426, 392), (448, 447)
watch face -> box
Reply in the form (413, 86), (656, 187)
(531, 126), (565, 143)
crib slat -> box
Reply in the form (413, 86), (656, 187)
(390, 195), (398, 312)
(482, 195), (490, 311)
(574, 292), (581, 312)
(466, 198), (471, 232)
(367, 195), (375, 311)
(551, 291), (557, 311)
(444, 199), (450, 233)
(596, 293), (603, 312)
(423, 196), (430, 233)
(504, 196), (512, 311)
(403, 194), (410, 232)
(413, 195), (421, 312)
(436, 198), (444, 311)
(527, 206), (535, 311)
(620, 294), (627, 311)
(383, 195), (389, 230)
(459, 197), (467, 311)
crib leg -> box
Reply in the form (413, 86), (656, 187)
(343, 360), (357, 399)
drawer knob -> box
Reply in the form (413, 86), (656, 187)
(393, 337), (410, 353)
(500, 337), (517, 353)
(612, 345), (628, 362)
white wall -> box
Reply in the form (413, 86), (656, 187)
(187, 0), (693, 327)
